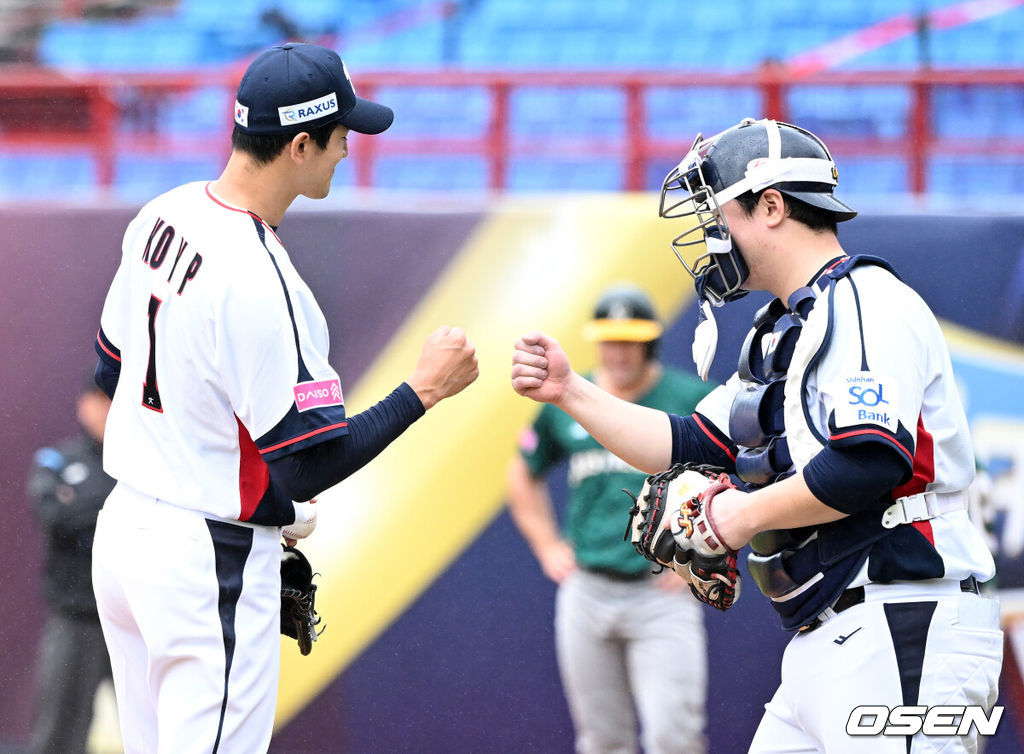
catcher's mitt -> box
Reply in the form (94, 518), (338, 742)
(624, 462), (741, 611)
(280, 544), (323, 656)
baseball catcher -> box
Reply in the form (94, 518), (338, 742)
(280, 545), (323, 655)
(513, 117), (1001, 752)
(625, 463), (741, 610)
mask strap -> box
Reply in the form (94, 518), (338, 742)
(766, 119), (782, 159)
(692, 299), (718, 382)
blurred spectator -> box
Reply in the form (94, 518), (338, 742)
(0, 0), (159, 62)
(27, 378), (116, 754)
(506, 284), (715, 754)
(260, 8), (302, 39)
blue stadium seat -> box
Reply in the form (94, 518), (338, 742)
(471, 0), (530, 28)
(931, 157), (1024, 196)
(511, 86), (627, 137)
(38, 0), (1024, 73)
(508, 158), (622, 192)
(177, 0), (269, 28)
(835, 158), (907, 195)
(0, 154), (96, 199)
(645, 160), (677, 192)
(114, 155), (219, 202)
(19, 0), (1024, 198)
(162, 87), (233, 136)
(38, 23), (114, 68)
(511, 89), (567, 137)
(788, 86), (910, 139)
(646, 87), (763, 141)
(210, 26), (284, 62)
(376, 86), (489, 137)
(36, 24), (86, 68)
(40, 18), (211, 70)
(386, 22), (448, 66)
(933, 86), (1024, 140)
(583, 0), (634, 27)
(453, 34), (494, 67)
(372, 156), (488, 191)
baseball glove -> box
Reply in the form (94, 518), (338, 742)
(625, 462), (741, 611)
(280, 544), (323, 656)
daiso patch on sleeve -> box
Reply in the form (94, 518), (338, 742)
(293, 378), (344, 412)
(830, 372), (899, 433)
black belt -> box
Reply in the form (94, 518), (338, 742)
(799, 576), (980, 634)
(583, 566), (650, 583)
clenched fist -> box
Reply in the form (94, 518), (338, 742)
(408, 325), (479, 409)
(510, 332), (572, 405)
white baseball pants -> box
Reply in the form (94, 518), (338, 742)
(93, 483), (282, 754)
(749, 583), (1003, 753)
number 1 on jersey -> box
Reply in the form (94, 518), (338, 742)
(143, 294), (164, 412)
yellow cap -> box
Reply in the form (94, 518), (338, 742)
(582, 318), (663, 343)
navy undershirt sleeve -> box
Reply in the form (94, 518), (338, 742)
(669, 412), (737, 471)
(803, 442), (910, 515)
(93, 356), (120, 400)
(94, 329), (121, 399)
(266, 382), (425, 502)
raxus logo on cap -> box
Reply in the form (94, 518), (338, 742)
(278, 92), (339, 127)
(233, 43), (393, 136)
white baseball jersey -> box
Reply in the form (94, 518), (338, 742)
(97, 181), (348, 523)
(695, 260), (994, 588)
(690, 257), (1002, 752)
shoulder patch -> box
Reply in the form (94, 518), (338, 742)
(830, 372), (899, 433)
(293, 378), (343, 412)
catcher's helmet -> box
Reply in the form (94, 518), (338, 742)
(659, 118), (857, 305)
(582, 284), (663, 358)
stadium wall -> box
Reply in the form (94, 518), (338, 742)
(2, 197), (1023, 752)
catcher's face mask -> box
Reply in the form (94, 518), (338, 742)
(660, 118), (856, 306)
(659, 130), (750, 307)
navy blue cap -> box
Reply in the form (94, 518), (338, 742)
(234, 43), (393, 135)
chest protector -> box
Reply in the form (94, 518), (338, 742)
(730, 255), (898, 630)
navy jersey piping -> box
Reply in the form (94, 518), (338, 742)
(204, 519), (253, 753)
(848, 276), (870, 371)
(251, 216), (314, 383)
(800, 278), (835, 446)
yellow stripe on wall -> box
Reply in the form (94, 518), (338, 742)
(942, 320), (1024, 368)
(276, 194), (699, 726)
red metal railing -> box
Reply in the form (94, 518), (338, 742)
(2, 66), (1023, 194)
